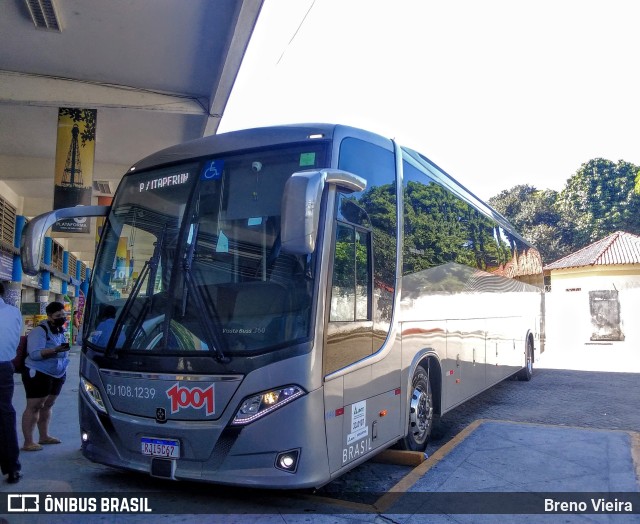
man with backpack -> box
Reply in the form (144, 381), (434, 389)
(0, 282), (23, 483)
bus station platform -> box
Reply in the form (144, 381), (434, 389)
(2, 346), (639, 523)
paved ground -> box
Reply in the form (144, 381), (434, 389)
(319, 342), (640, 505)
(430, 342), (640, 443)
(1, 340), (638, 523)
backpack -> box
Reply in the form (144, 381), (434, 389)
(11, 336), (28, 374)
(12, 325), (49, 374)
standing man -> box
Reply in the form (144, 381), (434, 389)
(0, 282), (22, 483)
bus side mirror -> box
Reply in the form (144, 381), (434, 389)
(21, 205), (110, 276)
(280, 169), (366, 255)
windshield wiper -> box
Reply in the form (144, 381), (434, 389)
(105, 225), (166, 356)
(180, 223), (229, 363)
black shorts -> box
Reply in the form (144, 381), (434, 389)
(21, 368), (66, 399)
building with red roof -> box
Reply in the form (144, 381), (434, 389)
(544, 231), (640, 343)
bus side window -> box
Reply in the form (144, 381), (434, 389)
(330, 223), (371, 322)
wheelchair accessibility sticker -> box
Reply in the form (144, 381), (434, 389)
(201, 159), (224, 181)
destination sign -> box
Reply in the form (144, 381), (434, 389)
(139, 172), (190, 192)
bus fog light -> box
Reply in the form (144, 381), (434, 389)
(81, 432), (89, 442)
(275, 449), (300, 473)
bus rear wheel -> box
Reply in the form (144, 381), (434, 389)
(517, 339), (533, 381)
(400, 365), (433, 451)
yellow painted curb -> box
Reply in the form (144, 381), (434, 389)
(373, 419), (485, 513)
(297, 419), (486, 514)
(298, 419), (640, 514)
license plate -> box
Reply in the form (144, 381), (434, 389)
(141, 437), (180, 458)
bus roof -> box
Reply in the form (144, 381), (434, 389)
(130, 123), (342, 172)
(127, 122), (532, 249)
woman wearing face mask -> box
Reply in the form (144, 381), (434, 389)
(20, 302), (71, 451)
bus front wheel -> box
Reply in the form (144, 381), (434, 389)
(401, 365), (433, 451)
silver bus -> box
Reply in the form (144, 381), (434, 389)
(22, 124), (544, 489)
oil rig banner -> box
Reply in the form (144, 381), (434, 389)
(52, 108), (96, 233)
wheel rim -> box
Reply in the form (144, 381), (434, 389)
(409, 383), (433, 444)
(526, 345), (533, 373)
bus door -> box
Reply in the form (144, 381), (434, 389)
(323, 194), (400, 473)
(323, 211), (374, 474)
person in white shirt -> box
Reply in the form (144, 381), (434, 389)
(0, 283), (23, 483)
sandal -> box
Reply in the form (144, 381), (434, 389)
(21, 443), (43, 451)
(39, 436), (62, 445)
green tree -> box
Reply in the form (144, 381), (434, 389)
(490, 159), (640, 263)
(58, 108), (96, 146)
(556, 158), (640, 247)
(358, 183), (397, 290)
(489, 185), (566, 263)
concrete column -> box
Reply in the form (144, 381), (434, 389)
(12, 215), (26, 283)
(62, 251), (69, 295)
(37, 290), (50, 314)
(42, 237), (52, 292)
(75, 259), (82, 296)
(81, 267), (91, 296)
(4, 281), (22, 310)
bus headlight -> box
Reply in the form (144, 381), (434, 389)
(231, 385), (305, 425)
(80, 376), (107, 414)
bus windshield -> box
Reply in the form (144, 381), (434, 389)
(85, 144), (327, 356)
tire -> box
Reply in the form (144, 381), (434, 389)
(400, 365), (434, 451)
(517, 339), (533, 381)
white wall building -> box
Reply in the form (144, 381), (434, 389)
(544, 231), (640, 348)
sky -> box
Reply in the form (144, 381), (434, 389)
(219, 0), (640, 201)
